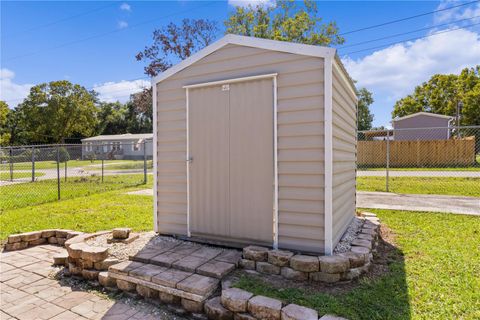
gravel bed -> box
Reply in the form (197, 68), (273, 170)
(333, 216), (364, 254)
(86, 231), (219, 261)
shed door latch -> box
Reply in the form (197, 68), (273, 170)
(222, 84), (230, 91)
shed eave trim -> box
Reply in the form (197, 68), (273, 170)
(182, 73), (278, 89)
(152, 34), (336, 85)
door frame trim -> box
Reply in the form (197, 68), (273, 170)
(185, 73), (279, 248)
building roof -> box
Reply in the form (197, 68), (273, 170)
(152, 34), (356, 95)
(392, 112), (454, 122)
(81, 133), (153, 142)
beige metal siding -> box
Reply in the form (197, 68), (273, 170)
(331, 63), (357, 246)
(156, 44), (325, 253)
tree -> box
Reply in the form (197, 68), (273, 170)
(357, 88), (374, 131)
(225, 0), (344, 46)
(136, 19), (218, 77)
(15, 81), (98, 143)
(96, 102), (128, 135)
(0, 101), (11, 146)
(392, 65), (480, 126)
(128, 88), (153, 133)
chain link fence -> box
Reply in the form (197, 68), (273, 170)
(0, 140), (153, 212)
(357, 125), (480, 198)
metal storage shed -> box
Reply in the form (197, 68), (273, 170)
(152, 34), (357, 255)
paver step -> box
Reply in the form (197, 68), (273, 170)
(129, 243), (241, 279)
(108, 260), (220, 302)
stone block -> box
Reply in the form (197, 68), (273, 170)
(48, 237), (58, 244)
(151, 268), (192, 288)
(116, 279), (136, 292)
(239, 259), (255, 270)
(159, 292), (181, 305)
(351, 239), (372, 250)
(248, 295), (282, 320)
(28, 238), (47, 246)
(338, 252), (365, 268)
(356, 233), (374, 243)
(318, 256), (350, 274)
(67, 243), (85, 259)
(53, 253), (68, 265)
(68, 263), (82, 275)
(177, 274), (219, 296)
(268, 250), (293, 267)
(150, 251), (185, 267)
(360, 212), (376, 218)
(108, 260), (143, 275)
(191, 246), (223, 260)
(94, 257), (120, 271)
(4, 242), (28, 251)
(136, 284), (158, 299)
(112, 228), (131, 239)
(21, 231), (42, 242)
(243, 246), (269, 262)
(290, 255), (319, 272)
(81, 246), (109, 262)
(205, 296), (233, 320)
(79, 259), (94, 269)
(280, 267), (308, 281)
(309, 272), (340, 283)
(256, 262), (280, 275)
(360, 228), (377, 237)
(214, 250), (243, 265)
(7, 234), (22, 243)
(98, 271), (116, 287)
(41, 229), (57, 238)
(221, 288), (253, 313)
(57, 237), (67, 246)
(81, 269), (100, 280)
(197, 260), (235, 279)
(181, 299), (204, 313)
(234, 314), (256, 320)
(350, 246), (370, 261)
(341, 267), (363, 281)
(55, 229), (72, 238)
(129, 264), (167, 281)
(172, 255), (210, 272)
(281, 304), (318, 320)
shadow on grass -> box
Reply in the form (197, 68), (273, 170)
(233, 231), (411, 320)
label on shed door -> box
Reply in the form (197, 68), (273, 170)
(222, 84), (230, 91)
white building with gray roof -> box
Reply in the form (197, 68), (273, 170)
(81, 133), (153, 160)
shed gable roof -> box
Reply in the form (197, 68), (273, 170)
(393, 112), (454, 122)
(152, 34), (336, 85)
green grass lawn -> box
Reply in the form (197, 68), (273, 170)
(357, 176), (480, 197)
(87, 160), (153, 171)
(0, 171), (45, 180)
(0, 186), (153, 240)
(0, 174), (151, 211)
(234, 209), (480, 320)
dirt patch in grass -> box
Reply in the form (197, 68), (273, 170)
(230, 223), (402, 296)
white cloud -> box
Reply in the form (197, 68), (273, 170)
(120, 3), (131, 11)
(93, 79), (150, 103)
(342, 28), (480, 99)
(0, 68), (33, 108)
(228, 0), (275, 8)
(434, 1), (480, 24)
(118, 20), (128, 29)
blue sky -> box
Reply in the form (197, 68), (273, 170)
(1, 0), (480, 127)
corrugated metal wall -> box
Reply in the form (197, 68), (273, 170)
(155, 44), (326, 253)
(331, 62), (357, 246)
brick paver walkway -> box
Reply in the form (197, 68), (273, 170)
(0, 245), (183, 320)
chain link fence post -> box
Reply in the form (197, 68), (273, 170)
(31, 146), (35, 182)
(9, 147), (13, 182)
(56, 145), (61, 200)
(101, 143), (104, 183)
(143, 140), (147, 184)
(386, 129), (390, 192)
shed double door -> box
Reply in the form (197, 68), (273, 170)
(188, 78), (274, 245)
